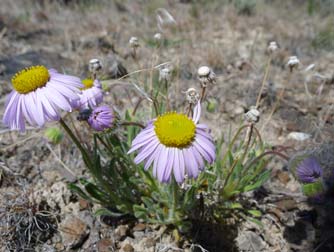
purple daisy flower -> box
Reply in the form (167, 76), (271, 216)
(2, 66), (82, 132)
(74, 78), (103, 110)
(296, 157), (323, 183)
(128, 101), (216, 183)
(88, 105), (114, 131)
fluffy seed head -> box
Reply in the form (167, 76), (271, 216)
(268, 41), (278, 53)
(12, 65), (50, 94)
(185, 88), (200, 105)
(154, 33), (162, 42)
(129, 36), (139, 48)
(287, 56), (300, 71)
(197, 66), (216, 87)
(89, 59), (103, 73)
(245, 107), (260, 123)
(198, 66), (211, 77)
(154, 112), (196, 148)
(159, 67), (171, 82)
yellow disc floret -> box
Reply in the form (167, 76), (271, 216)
(12, 65), (50, 94)
(154, 112), (196, 148)
(81, 78), (94, 90)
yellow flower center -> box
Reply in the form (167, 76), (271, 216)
(12, 65), (50, 94)
(81, 78), (94, 90)
(154, 112), (196, 148)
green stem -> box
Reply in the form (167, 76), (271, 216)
(240, 124), (253, 164)
(220, 158), (239, 199)
(169, 179), (178, 223)
(59, 118), (92, 168)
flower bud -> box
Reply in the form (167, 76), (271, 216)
(88, 105), (114, 131)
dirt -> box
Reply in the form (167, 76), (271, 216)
(1, 0), (334, 251)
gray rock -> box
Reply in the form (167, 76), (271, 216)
(114, 224), (129, 241)
(121, 243), (134, 252)
(60, 215), (90, 249)
(96, 239), (115, 252)
(236, 231), (266, 251)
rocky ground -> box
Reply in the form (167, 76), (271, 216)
(1, 0), (334, 251)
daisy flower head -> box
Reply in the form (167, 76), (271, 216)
(128, 102), (215, 183)
(74, 78), (103, 110)
(88, 105), (114, 131)
(3, 65), (82, 132)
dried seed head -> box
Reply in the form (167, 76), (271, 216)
(197, 66), (216, 87)
(198, 66), (211, 77)
(89, 58), (103, 74)
(245, 106), (260, 123)
(129, 36), (140, 48)
(268, 41), (278, 53)
(154, 33), (162, 42)
(159, 67), (171, 82)
(287, 56), (300, 71)
(185, 88), (200, 105)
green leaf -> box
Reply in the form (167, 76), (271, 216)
(67, 183), (91, 201)
(302, 180), (324, 197)
(247, 217), (263, 228)
(247, 209), (262, 217)
(94, 208), (125, 217)
(133, 205), (149, 219)
(85, 183), (110, 204)
(243, 170), (270, 192)
(230, 203), (243, 209)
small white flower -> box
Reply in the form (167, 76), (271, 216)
(245, 107), (260, 123)
(185, 88), (200, 105)
(89, 59), (103, 73)
(287, 56), (300, 70)
(268, 41), (278, 53)
(197, 66), (216, 87)
(129, 36), (139, 48)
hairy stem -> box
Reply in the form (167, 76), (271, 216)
(256, 54), (272, 108)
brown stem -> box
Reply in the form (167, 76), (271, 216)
(132, 98), (144, 116)
(245, 150), (289, 171)
(120, 121), (145, 129)
(200, 86), (206, 103)
(187, 104), (193, 117)
(256, 54), (272, 108)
